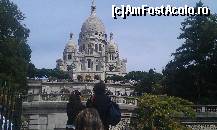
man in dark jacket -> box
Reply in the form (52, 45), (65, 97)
(86, 81), (111, 130)
(67, 91), (85, 130)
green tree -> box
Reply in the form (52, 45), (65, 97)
(133, 69), (165, 95)
(29, 67), (70, 80)
(0, 0), (31, 129)
(124, 71), (148, 81)
(27, 63), (37, 78)
(107, 75), (124, 82)
(132, 94), (195, 130)
(0, 0), (31, 91)
(163, 2), (217, 104)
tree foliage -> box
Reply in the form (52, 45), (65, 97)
(128, 69), (165, 95)
(125, 71), (149, 81)
(0, 0), (31, 129)
(0, 0), (31, 92)
(132, 94), (195, 130)
(106, 75), (124, 82)
(27, 65), (70, 80)
(163, 2), (217, 104)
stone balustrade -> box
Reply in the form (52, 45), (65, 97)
(23, 93), (138, 106)
(23, 94), (217, 113)
(110, 95), (138, 106)
(184, 122), (217, 130)
(192, 105), (217, 113)
(22, 94), (137, 130)
(181, 105), (217, 129)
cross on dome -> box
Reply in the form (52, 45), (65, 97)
(80, 0), (105, 35)
(110, 33), (114, 41)
(92, 0), (95, 7)
(91, 0), (96, 15)
(70, 33), (74, 39)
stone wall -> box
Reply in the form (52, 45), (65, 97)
(22, 79), (136, 130)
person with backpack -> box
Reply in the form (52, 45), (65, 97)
(66, 91), (85, 130)
(86, 81), (121, 130)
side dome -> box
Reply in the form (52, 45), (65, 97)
(66, 39), (77, 50)
(108, 43), (117, 53)
(108, 33), (118, 52)
(81, 15), (105, 33)
(65, 33), (77, 51)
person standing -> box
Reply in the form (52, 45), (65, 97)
(66, 91), (85, 130)
(86, 81), (111, 130)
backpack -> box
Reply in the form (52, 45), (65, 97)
(86, 95), (96, 107)
(107, 101), (121, 126)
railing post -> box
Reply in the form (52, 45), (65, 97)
(39, 94), (42, 101)
(202, 106), (205, 112)
(58, 95), (61, 101)
(120, 97), (124, 104)
(135, 99), (138, 106)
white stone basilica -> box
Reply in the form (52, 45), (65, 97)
(56, 0), (127, 81)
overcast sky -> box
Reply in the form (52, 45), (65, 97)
(11, 0), (217, 72)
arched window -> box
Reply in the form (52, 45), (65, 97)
(99, 44), (102, 51)
(90, 48), (93, 54)
(83, 44), (85, 50)
(68, 54), (72, 60)
(96, 65), (100, 71)
(81, 64), (83, 70)
(95, 44), (98, 52)
(87, 59), (91, 68)
(85, 75), (91, 81)
(94, 75), (100, 80)
(77, 75), (83, 81)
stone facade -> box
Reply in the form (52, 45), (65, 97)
(56, 0), (127, 81)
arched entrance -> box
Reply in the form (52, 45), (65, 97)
(77, 75), (83, 82)
(94, 75), (100, 80)
(85, 75), (91, 82)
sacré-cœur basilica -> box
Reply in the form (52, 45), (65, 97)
(56, 0), (127, 81)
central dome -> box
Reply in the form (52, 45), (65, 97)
(81, 1), (105, 34)
(81, 15), (105, 33)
